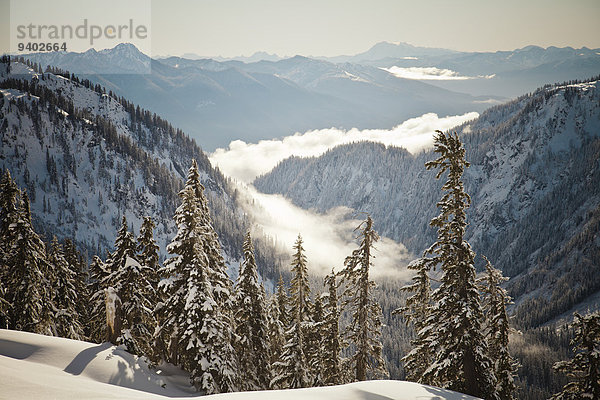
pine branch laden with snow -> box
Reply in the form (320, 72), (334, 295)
(339, 215), (387, 382)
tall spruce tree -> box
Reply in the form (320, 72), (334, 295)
(306, 294), (325, 386)
(48, 236), (85, 340)
(234, 231), (272, 390)
(0, 170), (19, 329)
(271, 235), (311, 389)
(136, 216), (160, 360)
(480, 256), (518, 400)
(158, 160), (238, 394)
(267, 275), (288, 369)
(63, 238), (89, 336)
(5, 192), (51, 334)
(395, 257), (434, 383)
(87, 255), (109, 342)
(322, 270), (344, 386)
(418, 131), (497, 399)
(550, 312), (600, 400)
(339, 215), (386, 381)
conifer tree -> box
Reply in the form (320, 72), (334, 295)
(339, 215), (387, 381)
(551, 312), (600, 400)
(306, 294), (325, 386)
(271, 235), (311, 389)
(5, 192), (51, 334)
(88, 255), (109, 343)
(158, 161), (238, 394)
(234, 231), (272, 390)
(63, 238), (89, 335)
(480, 256), (518, 400)
(48, 236), (85, 340)
(322, 270), (344, 386)
(275, 273), (290, 328)
(0, 170), (19, 329)
(419, 131), (497, 399)
(137, 216), (160, 360)
(267, 275), (288, 368)
(395, 257), (434, 383)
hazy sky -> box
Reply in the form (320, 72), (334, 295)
(1, 0), (599, 57)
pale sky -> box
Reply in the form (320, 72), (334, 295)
(1, 0), (599, 57)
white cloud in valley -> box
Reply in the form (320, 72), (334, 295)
(210, 112), (478, 183)
(381, 66), (495, 81)
(242, 186), (412, 279)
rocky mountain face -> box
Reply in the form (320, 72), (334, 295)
(0, 58), (283, 282)
(255, 77), (600, 327)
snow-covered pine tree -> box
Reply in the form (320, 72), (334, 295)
(271, 235), (311, 389)
(47, 236), (85, 340)
(276, 273), (290, 328)
(63, 238), (89, 337)
(322, 270), (344, 386)
(136, 216), (160, 360)
(339, 215), (387, 382)
(158, 160), (238, 394)
(480, 256), (518, 400)
(0, 170), (19, 329)
(87, 255), (109, 343)
(266, 275), (288, 369)
(102, 216), (140, 350)
(420, 131), (497, 399)
(5, 192), (51, 334)
(550, 312), (600, 400)
(306, 293), (325, 386)
(395, 257), (434, 383)
(234, 231), (272, 390)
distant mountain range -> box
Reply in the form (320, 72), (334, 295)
(19, 41), (597, 151)
(254, 77), (600, 328)
(22, 43), (497, 150)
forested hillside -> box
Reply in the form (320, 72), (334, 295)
(255, 77), (600, 327)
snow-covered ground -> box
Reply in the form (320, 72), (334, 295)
(0, 329), (479, 400)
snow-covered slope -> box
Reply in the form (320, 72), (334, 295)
(0, 59), (269, 278)
(255, 78), (600, 326)
(0, 329), (479, 400)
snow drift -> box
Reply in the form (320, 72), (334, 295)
(0, 329), (479, 399)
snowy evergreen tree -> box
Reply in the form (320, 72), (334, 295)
(306, 293), (325, 386)
(48, 236), (85, 340)
(158, 160), (238, 394)
(87, 255), (109, 343)
(271, 235), (311, 389)
(480, 256), (518, 400)
(5, 192), (51, 334)
(419, 131), (497, 399)
(275, 273), (290, 328)
(63, 238), (89, 339)
(550, 312), (600, 400)
(136, 216), (160, 360)
(267, 275), (288, 368)
(395, 257), (434, 383)
(339, 215), (387, 381)
(322, 270), (344, 386)
(234, 231), (272, 390)
(0, 170), (20, 329)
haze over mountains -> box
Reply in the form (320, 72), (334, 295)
(22, 41), (600, 150)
